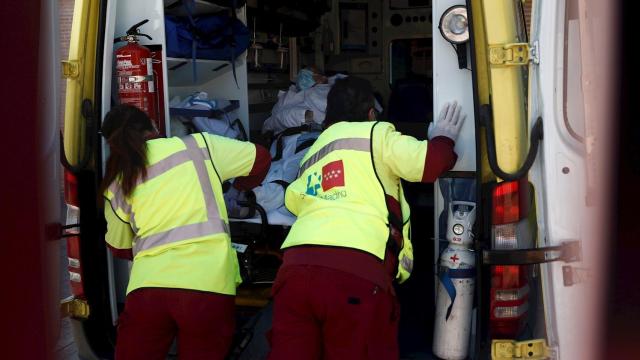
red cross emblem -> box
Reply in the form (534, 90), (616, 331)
(450, 254), (459, 263)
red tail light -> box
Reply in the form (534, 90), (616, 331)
(64, 169), (79, 206)
(490, 179), (530, 338)
(489, 265), (529, 337)
(67, 233), (85, 298)
(492, 178), (528, 225)
(64, 170), (85, 299)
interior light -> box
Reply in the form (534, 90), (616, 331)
(439, 6), (469, 44)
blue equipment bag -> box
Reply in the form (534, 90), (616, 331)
(165, 15), (249, 60)
(165, 5), (249, 85)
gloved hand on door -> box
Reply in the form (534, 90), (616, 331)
(428, 101), (466, 142)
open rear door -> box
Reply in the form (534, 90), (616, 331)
(61, 0), (115, 357)
(528, 0), (612, 358)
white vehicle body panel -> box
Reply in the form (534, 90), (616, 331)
(529, 1), (607, 359)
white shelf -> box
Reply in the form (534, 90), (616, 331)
(166, 57), (234, 86)
(164, 0), (228, 17)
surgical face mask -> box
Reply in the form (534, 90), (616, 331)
(296, 69), (316, 91)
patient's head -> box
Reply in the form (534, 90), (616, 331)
(324, 76), (376, 127)
(308, 65), (328, 84)
(296, 66), (328, 90)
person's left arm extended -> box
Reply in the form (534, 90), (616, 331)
(204, 134), (271, 190)
(380, 126), (458, 183)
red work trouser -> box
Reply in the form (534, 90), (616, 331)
(268, 265), (400, 360)
(115, 287), (235, 360)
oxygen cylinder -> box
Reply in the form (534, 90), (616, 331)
(433, 245), (476, 359)
(433, 200), (477, 359)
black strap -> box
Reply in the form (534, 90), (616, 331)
(228, 0), (239, 86)
(275, 125), (311, 137)
(236, 190), (257, 219)
(199, 133), (224, 186)
(270, 180), (289, 190)
(295, 139), (316, 154)
(369, 122), (404, 260)
(231, 119), (248, 141)
(272, 125), (310, 161)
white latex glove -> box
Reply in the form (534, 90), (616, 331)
(428, 101), (466, 142)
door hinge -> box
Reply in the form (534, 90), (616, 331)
(483, 241), (581, 265)
(492, 339), (556, 360)
(489, 42), (539, 66)
(60, 298), (90, 319)
(61, 60), (80, 79)
(562, 265), (593, 286)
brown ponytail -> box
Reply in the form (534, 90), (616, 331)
(99, 104), (155, 199)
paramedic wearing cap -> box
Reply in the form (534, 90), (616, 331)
(100, 105), (270, 360)
(268, 76), (465, 360)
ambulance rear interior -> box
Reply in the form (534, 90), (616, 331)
(62, 0), (591, 358)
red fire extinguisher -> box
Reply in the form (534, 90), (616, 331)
(114, 19), (161, 133)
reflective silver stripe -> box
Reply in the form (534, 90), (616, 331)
(132, 221), (224, 255)
(138, 148), (210, 184)
(129, 212), (139, 233)
(107, 148), (209, 223)
(182, 135), (221, 227)
(133, 135), (227, 255)
(107, 183), (131, 216)
(299, 138), (370, 174)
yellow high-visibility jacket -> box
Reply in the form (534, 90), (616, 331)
(284, 121), (428, 282)
(104, 133), (257, 295)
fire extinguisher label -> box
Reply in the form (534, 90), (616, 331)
(117, 59), (133, 69)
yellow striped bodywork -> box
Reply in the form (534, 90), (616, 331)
(63, 0), (100, 165)
(473, 0), (528, 180)
(470, 0), (493, 183)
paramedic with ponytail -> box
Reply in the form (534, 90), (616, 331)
(100, 104), (270, 359)
(268, 77), (465, 359)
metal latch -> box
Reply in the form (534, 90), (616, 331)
(483, 241), (581, 265)
(60, 298), (90, 319)
(489, 42), (538, 66)
(492, 339), (554, 360)
(61, 60), (80, 79)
